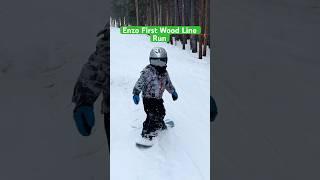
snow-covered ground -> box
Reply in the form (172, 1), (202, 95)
(110, 28), (210, 180)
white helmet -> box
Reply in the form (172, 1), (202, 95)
(149, 47), (167, 67)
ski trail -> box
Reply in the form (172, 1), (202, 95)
(162, 130), (206, 179)
(110, 27), (210, 180)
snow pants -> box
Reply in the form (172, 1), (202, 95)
(142, 98), (166, 138)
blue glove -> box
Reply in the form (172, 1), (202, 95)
(172, 91), (178, 101)
(133, 95), (140, 104)
(73, 105), (95, 136)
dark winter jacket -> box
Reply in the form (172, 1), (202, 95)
(72, 27), (109, 114)
(133, 65), (176, 99)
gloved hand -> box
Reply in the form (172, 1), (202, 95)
(73, 105), (95, 136)
(210, 96), (218, 122)
(133, 95), (140, 105)
(172, 91), (178, 101)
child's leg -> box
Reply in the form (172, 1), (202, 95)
(154, 98), (166, 130)
(141, 98), (165, 138)
(141, 98), (155, 138)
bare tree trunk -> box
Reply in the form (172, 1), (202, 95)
(156, 0), (158, 25)
(135, 0), (139, 25)
(174, 0), (178, 45)
(170, 0), (173, 25)
(169, 0), (173, 44)
(166, 0), (170, 26)
(190, 0), (196, 52)
(153, 0), (157, 25)
(174, 0), (178, 25)
(193, 0), (198, 53)
(155, 0), (158, 25)
(198, 0), (204, 59)
(159, 0), (162, 25)
(203, 0), (209, 56)
(159, 0), (161, 25)
(146, 1), (149, 25)
(149, 1), (152, 25)
(150, 0), (153, 25)
(181, 0), (186, 50)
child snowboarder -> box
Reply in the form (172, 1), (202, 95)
(132, 47), (178, 144)
(72, 24), (110, 150)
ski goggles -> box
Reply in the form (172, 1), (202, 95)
(150, 57), (167, 63)
(150, 57), (167, 67)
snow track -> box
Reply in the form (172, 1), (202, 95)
(110, 28), (210, 180)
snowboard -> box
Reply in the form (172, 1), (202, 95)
(135, 120), (174, 148)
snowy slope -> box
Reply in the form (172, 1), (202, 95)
(110, 28), (210, 180)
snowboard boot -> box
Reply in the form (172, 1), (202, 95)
(160, 120), (167, 130)
(156, 120), (167, 131)
(141, 130), (157, 140)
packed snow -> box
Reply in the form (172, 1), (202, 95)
(110, 27), (210, 180)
